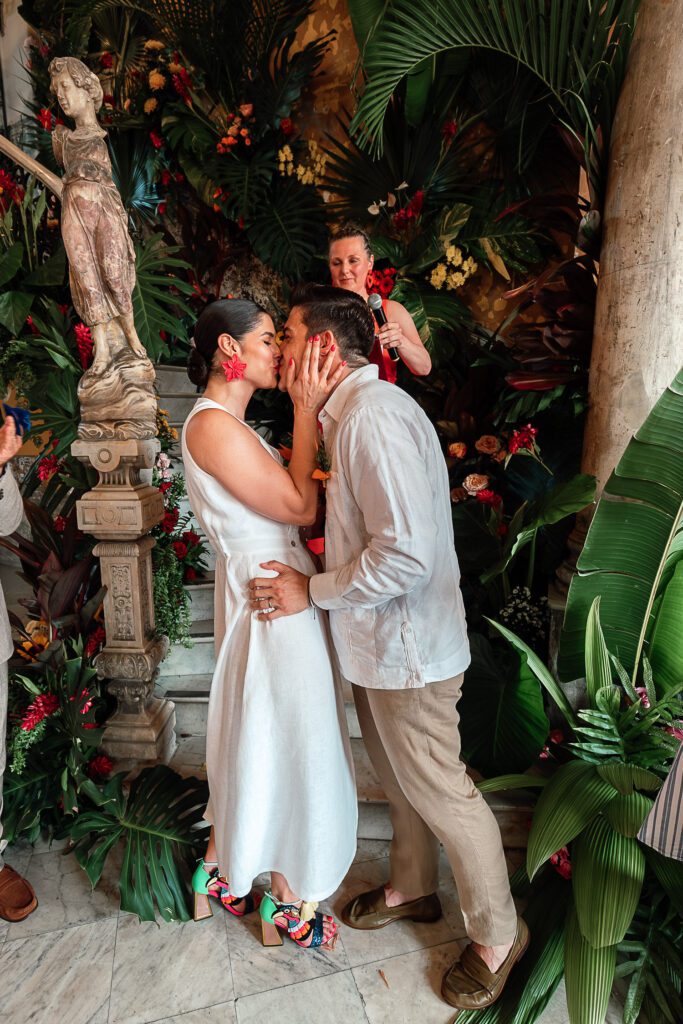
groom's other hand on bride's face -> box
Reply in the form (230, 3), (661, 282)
(248, 561), (311, 620)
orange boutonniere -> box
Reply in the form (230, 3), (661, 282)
(312, 437), (331, 486)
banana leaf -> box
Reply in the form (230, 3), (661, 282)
(526, 761), (618, 880)
(71, 765), (210, 922)
(132, 234), (194, 360)
(564, 907), (617, 1024)
(573, 815), (646, 947)
(559, 367), (683, 688)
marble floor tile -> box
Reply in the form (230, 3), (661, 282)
(227, 900), (350, 999)
(352, 940), (466, 1024)
(0, 917), (116, 1024)
(109, 912), (233, 1024)
(329, 858), (459, 969)
(3, 839), (33, 876)
(152, 1002), (237, 1024)
(357, 802), (392, 841)
(235, 970), (368, 1024)
(6, 844), (121, 939)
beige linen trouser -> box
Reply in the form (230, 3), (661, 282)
(353, 673), (518, 946)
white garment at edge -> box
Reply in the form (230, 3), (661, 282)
(181, 398), (357, 900)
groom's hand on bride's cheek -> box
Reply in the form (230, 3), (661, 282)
(248, 561), (311, 620)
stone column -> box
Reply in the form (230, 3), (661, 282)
(581, 0), (683, 493)
(72, 438), (175, 765)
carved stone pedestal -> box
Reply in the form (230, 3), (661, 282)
(72, 438), (176, 766)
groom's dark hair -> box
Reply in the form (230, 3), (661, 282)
(290, 284), (375, 364)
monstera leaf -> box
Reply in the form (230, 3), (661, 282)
(71, 765), (210, 922)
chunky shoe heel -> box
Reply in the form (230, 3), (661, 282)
(261, 917), (284, 946)
(259, 890), (338, 950)
(194, 891), (213, 921)
(192, 859), (259, 920)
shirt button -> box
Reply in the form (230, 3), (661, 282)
(291, 540), (296, 547)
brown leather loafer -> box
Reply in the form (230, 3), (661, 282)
(441, 916), (530, 1009)
(341, 885), (442, 930)
(0, 864), (38, 922)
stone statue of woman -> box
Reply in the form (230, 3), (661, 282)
(48, 56), (148, 375)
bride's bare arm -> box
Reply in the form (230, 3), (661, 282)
(185, 340), (342, 526)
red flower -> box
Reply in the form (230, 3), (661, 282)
(549, 729), (564, 745)
(85, 626), (106, 658)
(88, 754), (113, 780)
(508, 424), (538, 455)
(58, 303), (70, 315)
(38, 453), (61, 483)
(172, 540), (188, 560)
(158, 201), (167, 215)
(221, 354), (247, 381)
(181, 530), (201, 547)
(149, 130), (163, 149)
(160, 169), (172, 186)
(54, 515), (67, 533)
(411, 189), (425, 215)
(101, 52), (114, 69)
(102, 93), (115, 108)
(74, 322), (93, 369)
(442, 119), (457, 140)
(0, 169), (24, 212)
(280, 117), (294, 136)
(172, 73), (191, 105)
(36, 107), (54, 131)
(184, 567), (198, 582)
(161, 508), (179, 533)
(21, 692), (59, 731)
(549, 846), (572, 880)
(175, 171), (185, 183)
(159, 481), (172, 494)
(25, 315), (40, 336)
(476, 489), (503, 510)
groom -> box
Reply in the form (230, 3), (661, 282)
(248, 285), (528, 1010)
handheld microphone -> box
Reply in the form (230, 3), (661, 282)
(368, 292), (400, 362)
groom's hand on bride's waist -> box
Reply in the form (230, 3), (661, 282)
(248, 561), (311, 620)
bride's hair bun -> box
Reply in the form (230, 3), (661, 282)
(188, 298), (268, 389)
(187, 346), (209, 387)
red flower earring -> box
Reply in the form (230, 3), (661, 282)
(221, 354), (247, 381)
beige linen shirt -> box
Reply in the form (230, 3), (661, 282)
(309, 364), (470, 689)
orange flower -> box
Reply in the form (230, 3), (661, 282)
(448, 442), (467, 459)
(312, 469), (331, 481)
(474, 435), (501, 455)
(239, 103), (254, 118)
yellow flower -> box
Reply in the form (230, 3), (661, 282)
(149, 70), (166, 91)
(446, 245), (463, 267)
(144, 39), (164, 51)
(429, 263), (447, 289)
(446, 271), (465, 290)
(144, 97), (158, 115)
(168, 62), (183, 74)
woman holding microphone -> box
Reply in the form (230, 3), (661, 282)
(328, 223), (432, 381)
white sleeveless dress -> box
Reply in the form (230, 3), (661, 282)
(181, 397), (357, 900)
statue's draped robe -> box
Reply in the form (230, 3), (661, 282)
(53, 124), (135, 327)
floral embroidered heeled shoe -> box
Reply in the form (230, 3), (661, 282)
(191, 860), (261, 921)
(259, 890), (338, 949)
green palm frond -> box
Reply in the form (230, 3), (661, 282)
(246, 179), (327, 278)
(108, 129), (159, 222)
(71, 765), (210, 922)
(132, 233), (194, 360)
(350, 0), (640, 205)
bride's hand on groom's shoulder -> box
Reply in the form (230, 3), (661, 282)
(287, 335), (345, 415)
(248, 561), (311, 620)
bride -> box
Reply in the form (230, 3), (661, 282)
(182, 298), (357, 949)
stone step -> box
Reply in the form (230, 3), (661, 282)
(155, 365), (195, 393)
(157, 392), (200, 423)
(160, 620), (216, 676)
(185, 575), (215, 622)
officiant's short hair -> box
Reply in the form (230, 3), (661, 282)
(290, 284), (375, 363)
